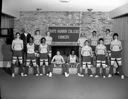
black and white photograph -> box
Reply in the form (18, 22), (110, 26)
(0, 0), (128, 99)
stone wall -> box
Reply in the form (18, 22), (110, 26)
(14, 11), (113, 37)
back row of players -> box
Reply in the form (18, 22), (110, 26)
(11, 29), (124, 79)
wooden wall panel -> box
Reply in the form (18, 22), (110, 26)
(112, 16), (128, 76)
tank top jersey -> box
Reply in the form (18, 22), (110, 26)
(81, 45), (92, 56)
(69, 55), (77, 63)
(12, 39), (23, 51)
(104, 34), (112, 45)
(45, 36), (53, 45)
(96, 44), (106, 55)
(34, 35), (42, 45)
(39, 43), (48, 53)
(53, 55), (64, 64)
(90, 36), (98, 46)
(111, 39), (121, 51)
(27, 43), (35, 54)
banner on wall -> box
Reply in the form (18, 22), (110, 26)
(49, 27), (79, 42)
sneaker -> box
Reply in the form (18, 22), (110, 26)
(121, 75), (124, 79)
(12, 73), (15, 77)
(108, 74), (112, 78)
(21, 73), (24, 77)
(40, 73), (43, 76)
(65, 72), (69, 77)
(90, 75), (93, 77)
(49, 72), (52, 77)
(36, 74), (39, 76)
(95, 75), (99, 78)
(77, 73), (84, 77)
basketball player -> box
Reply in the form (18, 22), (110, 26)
(110, 33), (124, 79)
(78, 33), (87, 47)
(81, 40), (93, 77)
(95, 38), (107, 78)
(39, 37), (50, 76)
(34, 30), (42, 52)
(66, 50), (80, 77)
(25, 37), (38, 76)
(51, 51), (65, 77)
(11, 32), (23, 77)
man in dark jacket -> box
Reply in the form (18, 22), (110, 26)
(20, 29), (31, 76)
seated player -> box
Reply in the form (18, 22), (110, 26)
(39, 37), (50, 76)
(81, 40), (93, 77)
(66, 50), (80, 77)
(11, 32), (23, 77)
(25, 37), (38, 76)
(95, 38), (107, 78)
(51, 51), (66, 77)
(104, 29), (112, 58)
(110, 33), (124, 79)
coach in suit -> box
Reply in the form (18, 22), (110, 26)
(20, 29), (31, 75)
(20, 30), (31, 54)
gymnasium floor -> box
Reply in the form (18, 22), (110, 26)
(0, 68), (128, 99)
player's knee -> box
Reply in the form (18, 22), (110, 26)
(12, 60), (16, 64)
(19, 59), (23, 64)
(96, 61), (100, 67)
(102, 64), (107, 68)
(82, 64), (86, 69)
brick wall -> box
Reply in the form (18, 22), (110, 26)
(14, 11), (113, 37)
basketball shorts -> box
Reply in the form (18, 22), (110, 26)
(13, 51), (22, 57)
(82, 56), (92, 62)
(40, 53), (48, 59)
(96, 55), (106, 61)
(111, 51), (121, 58)
(27, 53), (36, 60)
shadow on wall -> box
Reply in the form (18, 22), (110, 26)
(0, 38), (12, 68)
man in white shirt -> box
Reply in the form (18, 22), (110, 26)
(11, 32), (23, 77)
(110, 33), (124, 79)
(77, 33), (87, 47)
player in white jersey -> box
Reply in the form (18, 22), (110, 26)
(81, 40), (93, 77)
(95, 38), (107, 78)
(25, 37), (38, 76)
(66, 50), (80, 77)
(78, 33), (87, 47)
(39, 37), (50, 76)
(34, 30), (42, 52)
(90, 31), (98, 52)
(110, 33), (124, 79)
(51, 51), (65, 77)
(11, 32), (23, 77)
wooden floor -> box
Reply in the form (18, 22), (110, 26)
(0, 69), (128, 99)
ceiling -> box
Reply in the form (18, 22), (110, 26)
(2, 0), (128, 17)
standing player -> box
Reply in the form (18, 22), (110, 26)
(11, 32), (23, 77)
(81, 40), (93, 77)
(51, 51), (65, 77)
(78, 33), (87, 47)
(66, 50), (80, 77)
(34, 30), (42, 52)
(90, 31), (98, 53)
(110, 33), (124, 79)
(25, 37), (38, 76)
(39, 37), (50, 76)
(95, 38), (107, 78)
(104, 29), (112, 58)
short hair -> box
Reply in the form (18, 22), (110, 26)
(29, 36), (34, 42)
(40, 37), (46, 43)
(92, 31), (97, 33)
(106, 29), (110, 32)
(113, 33), (119, 39)
(84, 40), (89, 43)
(99, 38), (104, 42)
(16, 32), (20, 36)
(35, 30), (40, 35)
